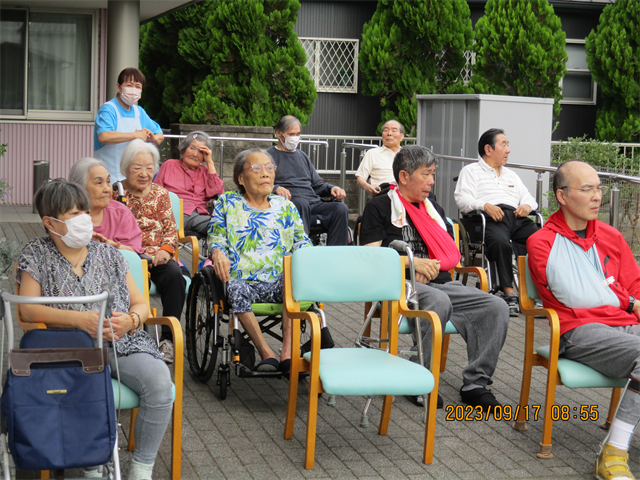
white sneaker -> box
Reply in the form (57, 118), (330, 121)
(158, 339), (174, 364)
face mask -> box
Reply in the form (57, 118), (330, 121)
(50, 214), (93, 249)
(281, 135), (301, 151)
(120, 86), (142, 106)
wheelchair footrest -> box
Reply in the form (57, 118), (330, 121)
(235, 362), (283, 378)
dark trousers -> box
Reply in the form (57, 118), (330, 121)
(291, 197), (350, 246)
(149, 260), (188, 341)
(483, 207), (539, 289)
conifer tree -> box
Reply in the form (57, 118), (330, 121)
(360, 0), (474, 135)
(586, 0), (639, 142)
(139, 0), (316, 127)
(469, 0), (567, 116)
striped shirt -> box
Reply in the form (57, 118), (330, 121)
(454, 159), (537, 213)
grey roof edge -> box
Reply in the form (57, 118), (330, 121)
(415, 94), (555, 105)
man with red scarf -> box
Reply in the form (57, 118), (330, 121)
(360, 145), (509, 412)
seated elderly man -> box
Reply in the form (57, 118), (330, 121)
(209, 148), (311, 373)
(267, 115), (349, 246)
(528, 161), (639, 480)
(155, 130), (224, 237)
(360, 145), (509, 411)
(356, 120), (404, 195)
(454, 128), (538, 315)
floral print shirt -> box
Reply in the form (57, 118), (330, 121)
(121, 183), (177, 257)
(209, 191), (311, 283)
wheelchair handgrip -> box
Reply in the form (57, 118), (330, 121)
(389, 240), (409, 254)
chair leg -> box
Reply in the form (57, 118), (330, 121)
(513, 318), (535, 432)
(305, 373), (321, 470)
(601, 387), (622, 431)
(39, 471), (49, 479)
(440, 334), (450, 373)
(171, 394), (183, 479)
(378, 395), (393, 435)
(538, 369), (559, 459)
(284, 361), (301, 439)
(128, 408), (138, 451)
(423, 389), (439, 464)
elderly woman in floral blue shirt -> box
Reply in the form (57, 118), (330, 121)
(209, 148), (311, 373)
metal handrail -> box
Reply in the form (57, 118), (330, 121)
(342, 144), (639, 230)
(163, 134), (328, 176)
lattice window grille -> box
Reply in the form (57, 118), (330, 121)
(461, 50), (476, 84)
(299, 38), (359, 94)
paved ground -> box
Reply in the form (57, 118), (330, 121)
(1, 210), (637, 480)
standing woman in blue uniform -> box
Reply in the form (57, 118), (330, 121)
(94, 67), (163, 183)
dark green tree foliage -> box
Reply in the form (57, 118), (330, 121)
(139, 0), (316, 127)
(469, 0), (567, 116)
(586, 0), (640, 142)
(139, 3), (212, 127)
(360, 0), (474, 135)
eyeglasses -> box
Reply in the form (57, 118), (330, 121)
(245, 163), (277, 174)
(561, 185), (609, 196)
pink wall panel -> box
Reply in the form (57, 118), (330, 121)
(0, 123), (94, 205)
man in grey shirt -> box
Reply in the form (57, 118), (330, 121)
(267, 115), (349, 246)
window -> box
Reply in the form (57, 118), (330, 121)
(560, 39), (597, 105)
(0, 8), (97, 120)
(299, 38), (359, 94)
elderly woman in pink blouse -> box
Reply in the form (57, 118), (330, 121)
(154, 130), (224, 237)
(69, 157), (144, 254)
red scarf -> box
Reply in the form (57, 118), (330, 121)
(393, 187), (461, 272)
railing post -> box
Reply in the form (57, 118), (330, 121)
(357, 150), (366, 215)
(610, 178), (620, 229)
(536, 171), (544, 210)
(219, 140), (225, 182)
(311, 144), (318, 169)
(340, 146), (347, 198)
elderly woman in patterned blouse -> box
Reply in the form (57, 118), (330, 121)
(17, 179), (172, 480)
(209, 148), (311, 373)
(119, 139), (187, 363)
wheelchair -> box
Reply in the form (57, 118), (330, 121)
(185, 265), (333, 400)
(457, 209), (544, 294)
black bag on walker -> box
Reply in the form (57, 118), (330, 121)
(0, 329), (117, 470)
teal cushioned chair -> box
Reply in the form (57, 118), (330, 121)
(283, 246), (442, 470)
(117, 249), (184, 479)
(512, 255), (625, 460)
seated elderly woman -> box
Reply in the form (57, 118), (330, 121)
(155, 130), (224, 237)
(68, 157), (144, 254)
(210, 148), (311, 373)
(17, 179), (172, 480)
(119, 139), (188, 363)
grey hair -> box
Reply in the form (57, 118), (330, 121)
(34, 178), (91, 225)
(178, 130), (213, 157)
(120, 139), (160, 177)
(68, 157), (109, 189)
(233, 148), (274, 194)
(274, 115), (301, 135)
(382, 120), (405, 135)
(393, 145), (438, 182)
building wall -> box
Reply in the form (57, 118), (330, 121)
(0, 123), (94, 205)
(296, 0), (382, 136)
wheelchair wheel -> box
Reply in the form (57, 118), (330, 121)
(186, 271), (218, 382)
(218, 368), (228, 400)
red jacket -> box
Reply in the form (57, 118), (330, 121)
(527, 209), (640, 335)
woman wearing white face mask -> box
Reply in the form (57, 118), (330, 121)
(17, 179), (173, 480)
(94, 67), (164, 184)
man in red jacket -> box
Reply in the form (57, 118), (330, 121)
(528, 160), (640, 480)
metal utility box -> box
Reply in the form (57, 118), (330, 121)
(416, 94), (554, 219)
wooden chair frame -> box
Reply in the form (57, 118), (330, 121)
(512, 255), (621, 459)
(173, 195), (199, 276)
(283, 255), (442, 470)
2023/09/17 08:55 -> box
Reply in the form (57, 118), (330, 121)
(444, 404), (599, 422)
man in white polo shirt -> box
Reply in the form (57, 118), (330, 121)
(454, 128), (538, 315)
(356, 120), (404, 195)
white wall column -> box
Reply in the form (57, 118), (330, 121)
(106, 0), (140, 99)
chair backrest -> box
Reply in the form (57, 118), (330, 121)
(291, 246), (402, 303)
(118, 249), (151, 309)
(168, 191), (184, 237)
